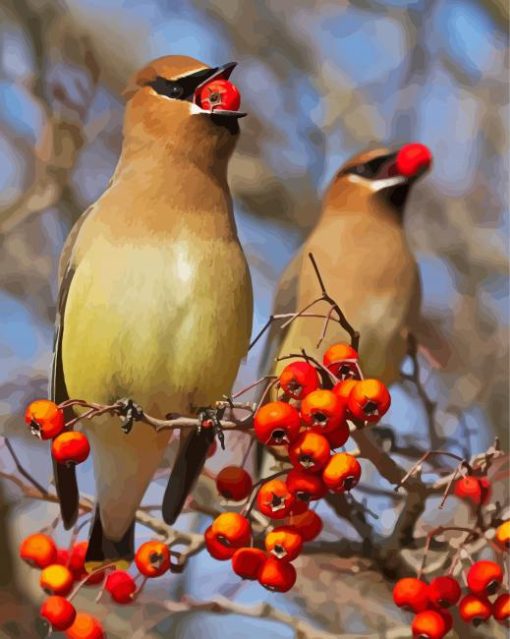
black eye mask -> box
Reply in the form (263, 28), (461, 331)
(146, 68), (215, 101)
(341, 154), (396, 180)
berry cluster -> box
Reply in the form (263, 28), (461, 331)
(204, 343), (391, 592)
(392, 522), (510, 638)
(20, 531), (174, 637)
(25, 399), (90, 466)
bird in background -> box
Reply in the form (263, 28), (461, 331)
(50, 55), (253, 568)
(261, 144), (432, 386)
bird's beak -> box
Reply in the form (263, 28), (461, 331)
(191, 62), (247, 119)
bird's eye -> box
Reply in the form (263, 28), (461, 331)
(166, 82), (184, 98)
(350, 165), (368, 177)
(147, 77), (185, 100)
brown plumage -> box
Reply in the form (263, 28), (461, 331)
(51, 55), (252, 567)
(262, 146), (430, 385)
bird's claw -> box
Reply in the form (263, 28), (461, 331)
(117, 398), (144, 434)
(197, 406), (226, 450)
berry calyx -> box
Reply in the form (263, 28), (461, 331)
(322, 452), (361, 493)
(256, 479), (295, 519)
(301, 389), (346, 434)
(289, 431), (331, 473)
(347, 379), (391, 423)
(197, 79), (241, 112)
(265, 526), (303, 561)
(254, 401), (301, 446)
(278, 361), (319, 400)
(323, 343), (359, 379)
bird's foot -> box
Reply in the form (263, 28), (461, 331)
(197, 405), (226, 450)
(117, 398), (144, 434)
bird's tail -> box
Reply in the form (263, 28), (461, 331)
(85, 508), (135, 572)
(162, 428), (215, 525)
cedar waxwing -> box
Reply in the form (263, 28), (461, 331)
(50, 55), (253, 567)
(262, 144), (432, 385)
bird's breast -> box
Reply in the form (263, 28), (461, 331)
(62, 235), (252, 416)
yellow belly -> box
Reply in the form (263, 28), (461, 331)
(62, 235), (252, 417)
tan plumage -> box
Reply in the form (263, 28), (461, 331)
(51, 55), (252, 562)
(263, 147), (428, 385)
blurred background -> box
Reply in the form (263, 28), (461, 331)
(0, 0), (508, 637)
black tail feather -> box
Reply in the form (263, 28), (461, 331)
(85, 508), (135, 564)
(162, 428), (215, 525)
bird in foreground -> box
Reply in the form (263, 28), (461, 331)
(262, 143), (432, 386)
(50, 55), (253, 568)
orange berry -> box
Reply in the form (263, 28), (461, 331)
(493, 593), (510, 625)
(286, 468), (327, 503)
(411, 609), (449, 639)
(258, 556), (296, 592)
(322, 452), (361, 492)
(40, 564), (74, 596)
(289, 431), (331, 472)
(19, 533), (57, 569)
(289, 509), (323, 541)
(25, 399), (65, 439)
(134, 540), (170, 578)
(256, 479), (295, 519)
(65, 612), (105, 639)
(210, 512), (251, 548)
(392, 577), (429, 613)
(496, 520), (510, 550)
(454, 475), (491, 506)
(347, 379), (390, 423)
(332, 379), (358, 404)
(427, 575), (461, 608)
(458, 594), (492, 625)
(51, 431), (90, 466)
(467, 560), (503, 596)
(105, 570), (136, 604)
(323, 343), (359, 379)
(254, 401), (301, 446)
(204, 526), (235, 560)
(265, 526), (303, 561)
(278, 361), (320, 400)
(301, 389), (346, 434)
(231, 547), (266, 580)
(40, 596), (76, 631)
(216, 466), (253, 501)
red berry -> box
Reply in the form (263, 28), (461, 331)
(211, 512), (251, 548)
(322, 452), (361, 492)
(396, 143), (432, 178)
(392, 577), (429, 613)
(289, 510), (323, 541)
(286, 468), (327, 503)
(40, 564), (74, 596)
(313, 421), (350, 449)
(265, 526), (303, 561)
(40, 596), (76, 631)
(216, 466), (253, 501)
(289, 431), (331, 472)
(258, 556), (296, 592)
(51, 431), (90, 466)
(56, 547), (70, 567)
(19, 533), (57, 569)
(197, 79), (241, 112)
(332, 379), (358, 404)
(204, 526), (235, 560)
(467, 560), (503, 596)
(256, 479), (295, 519)
(427, 575), (461, 608)
(458, 594), (492, 625)
(25, 399), (65, 439)
(105, 570), (136, 604)
(493, 593), (510, 625)
(134, 541), (171, 578)
(67, 542), (104, 585)
(347, 379), (390, 423)
(231, 547), (266, 580)
(254, 401), (301, 446)
(301, 389), (346, 434)
(323, 343), (359, 379)
(65, 612), (105, 639)
(279, 361), (319, 400)
(454, 476), (491, 506)
(411, 609), (448, 639)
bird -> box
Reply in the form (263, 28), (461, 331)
(261, 144), (432, 386)
(50, 55), (253, 568)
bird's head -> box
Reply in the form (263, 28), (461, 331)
(324, 143), (432, 221)
(123, 55), (245, 168)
